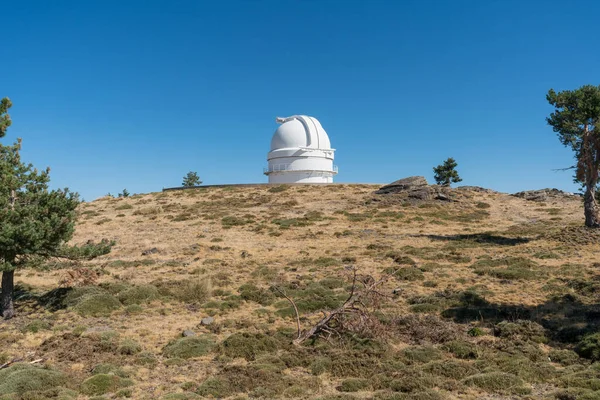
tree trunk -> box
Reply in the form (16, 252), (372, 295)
(584, 184), (600, 228)
(1, 270), (15, 319)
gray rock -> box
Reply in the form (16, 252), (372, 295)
(182, 330), (196, 337)
(375, 176), (429, 194)
(200, 317), (214, 326)
(141, 247), (159, 256)
(512, 188), (576, 202)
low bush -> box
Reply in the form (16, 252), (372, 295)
(338, 378), (370, 392)
(80, 374), (133, 396)
(494, 320), (547, 343)
(462, 372), (530, 394)
(576, 333), (600, 361)
(443, 340), (478, 359)
(220, 332), (280, 361)
(422, 360), (478, 380)
(118, 339), (142, 355)
(549, 349), (580, 366)
(239, 283), (274, 306)
(74, 293), (121, 317)
(0, 364), (68, 397)
(118, 285), (159, 305)
(163, 336), (216, 359)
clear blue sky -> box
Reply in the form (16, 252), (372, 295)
(4, 0), (599, 200)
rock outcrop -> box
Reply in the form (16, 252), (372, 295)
(512, 188), (579, 202)
(374, 176), (452, 201)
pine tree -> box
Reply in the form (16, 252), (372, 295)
(0, 97), (111, 319)
(182, 171), (202, 187)
(433, 157), (462, 187)
(547, 85), (600, 228)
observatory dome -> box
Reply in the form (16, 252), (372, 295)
(264, 115), (337, 184)
(270, 116), (331, 151)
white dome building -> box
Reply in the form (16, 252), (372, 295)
(264, 115), (338, 183)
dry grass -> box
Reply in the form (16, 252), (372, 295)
(2, 184), (600, 399)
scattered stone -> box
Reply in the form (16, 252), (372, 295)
(200, 317), (214, 326)
(182, 330), (196, 337)
(141, 247), (159, 256)
(240, 250), (250, 258)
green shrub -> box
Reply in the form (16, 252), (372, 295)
(338, 378), (370, 392)
(20, 319), (51, 333)
(310, 357), (333, 375)
(74, 293), (121, 316)
(467, 327), (485, 337)
(401, 346), (442, 364)
(196, 377), (232, 398)
(161, 392), (202, 399)
(422, 360), (478, 380)
(80, 374), (133, 396)
(0, 364), (68, 396)
(220, 332), (279, 361)
(549, 349), (580, 366)
(462, 372), (530, 394)
(576, 333), (600, 361)
(444, 340), (478, 359)
(239, 283), (274, 306)
(157, 278), (211, 304)
(494, 320), (547, 343)
(91, 364), (128, 378)
(472, 257), (540, 281)
(163, 336), (215, 359)
(118, 339), (142, 355)
(117, 285), (159, 305)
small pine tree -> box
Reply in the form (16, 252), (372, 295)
(433, 157), (462, 187)
(182, 171), (202, 187)
(0, 97), (112, 319)
(118, 189), (130, 198)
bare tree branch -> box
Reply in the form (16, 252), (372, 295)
(272, 285), (302, 340)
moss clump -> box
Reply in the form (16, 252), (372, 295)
(462, 372), (530, 394)
(73, 293), (121, 317)
(576, 333), (600, 361)
(338, 378), (370, 392)
(0, 364), (68, 397)
(80, 374), (133, 396)
(220, 332), (279, 361)
(117, 284), (159, 305)
(163, 336), (215, 359)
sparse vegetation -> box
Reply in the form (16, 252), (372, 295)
(1, 184), (595, 399)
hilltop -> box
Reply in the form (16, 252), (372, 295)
(2, 183), (600, 400)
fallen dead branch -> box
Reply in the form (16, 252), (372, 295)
(273, 268), (389, 346)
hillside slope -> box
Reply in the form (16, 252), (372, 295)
(2, 184), (600, 400)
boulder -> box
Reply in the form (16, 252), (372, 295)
(375, 176), (428, 194)
(182, 330), (196, 337)
(200, 317), (214, 326)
